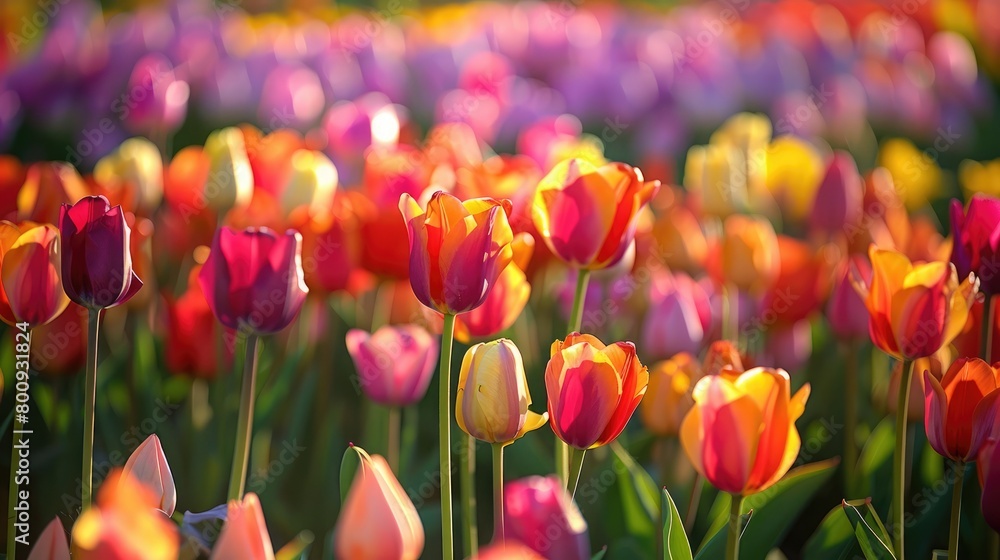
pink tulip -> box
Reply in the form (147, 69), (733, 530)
(503, 476), (589, 560)
(810, 152), (863, 238)
(641, 272), (711, 360)
(27, 517), (70, 560)
(345, 325), (438, 406)
(211, 493), (274, 560)
(121, 435), (176, 516)
(827, 256), (870, 341)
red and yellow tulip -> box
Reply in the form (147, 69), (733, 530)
(923, 358), (1000, 462)
(0, 221), (69, 328)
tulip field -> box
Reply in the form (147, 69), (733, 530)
(4, 0), (1000, 558)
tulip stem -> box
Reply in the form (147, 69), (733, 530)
(7, 327), (31, 560)
(558, 269), (591, 484)
(567, 446), (587, 498)
(726, 494), (744, 560)
(461, 434), (478, 558)
(684, 474), (704, 533)
(82, 309), (101, 511)
(492, 443), (505, 543)
(401, 405), (418, 475)
(843, 341), (858, 493)
(983, 294), (996, 363)
(892, 359), (913, 560)
(388, 406), (401, 474)
(227, 334), (260, 501)
(439, 313), (457, 560)
(948, 461), (965, 560)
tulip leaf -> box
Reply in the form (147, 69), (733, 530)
(661, 487), (694, 560)
(802, 498), (869, 559)
(697, 458), (838, 558)
(693, 510), (752, 560)
(275, 530), (315, 560)
(842, 500), (895, 560)
(856, 418), (895, 515)
(591, 548), (608, 560)
(605, 441), (660, 553)
(339, 445), (366, 505)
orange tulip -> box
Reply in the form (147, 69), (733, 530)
(454, 232), (533, 342)
(924, 358), (1000, 462)
(702, 340), (745, 379)
(853, 246), (977, 360)
(0, 221), (69, 328)
(211, 493), (274, 560)
(335, 449), (424, 560)
(680, 367), (810, 495)
(532, 158), (659, 270)
(708, 214), (780, 295)
(640, 353), (698, 437)
(545, 333), (649, 449)
(71, 470), (179, 560)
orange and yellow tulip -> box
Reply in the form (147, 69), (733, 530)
(853, 246), (978, 360)
(0, 221), (69, 328)
(708, 214), (780, 295)
(532, 158), (659, 270)
(924, 358), (1000, 462)
(680, 367), (810, 495)
(640, 353), (698, 437)
(544, 333), (649, 449)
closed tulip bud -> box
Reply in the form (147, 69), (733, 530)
(951, 195), (1000, 296)
(94, 138), (163, 213)
(335, 450), (424, 560)
(650, 204), (707, 275)
(204, 127), (254, 215)
(765, 136), (824, 222)
(476, 542), (546, 560)
(709, 214), (780, 295)
(0, 222), (69, 328)
(281, 150), (338, 216)
(199, 227), (308, 335)
(924, 358), (1000, 462)
(345, 325), (438, 407)
(457, 339), (548, 445)
(640, 353), (698, 437)
(762, 236), (828, 325)
(503, 476), (589, 560)
(532, 158), (659, 270)
(641, 273), (711, 360)
(680, 367), (810, 496)
(211, 493), (274, 560)
(810, 152), (863, 238)
(827, 257), (871, 341)
(455, 233), (533, 342)
(59, 196), (143, 310)
(399, 191), (513, 315)
(72, 471), (179, 560)
(545, 333), (649, 449)
(702, 340), (745, 379)
(121, 435), (176, 516)
(28, 517), (70, 560)
(852, 246), (977, 360)
(878, 138), (942, 210)
(687, 144), (746, 218)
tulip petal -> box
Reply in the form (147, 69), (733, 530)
(595, 342), (648, 446)
(968, 389), (1000, 461)
(533, 159), (616, 266)
(700, 380), (762, 494)
(548, 344), (620, 449)
(923, 369), (950, 458)
(1, 225), (69, 327)
(27, 517), (70, 560)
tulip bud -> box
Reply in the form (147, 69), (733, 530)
(878, 138), (942, 210)
(281, 150), (338, 216)
(827, 256), (870, 341)
(335, 450), (424, 560)
(211, 493), (274, 560)
(702, 340), (745, 379)
(810, 152), (863, 239)
(59, 196), (143, 310)
(457, 339), (548, 445)
(203, 127), (254, 215)
(122, 54), (189, 137)
(951, 195), (1000, 296)
(121, 435), (176, 516)
(641, 273), (711, 360)
(0, 222), (70, 328)
(503, 476), (589, 560)
(650, 204), (707, 275)
(709, 214), (780, 295)
(764, 136), (824, 222)
(28, 517), (70, 560)
(17, 162), (89, 224)
(94, 138), (164, 213)
(924, 358), (1000, 462)
(640, 354), (698, 437)
(345, 325), (438, 407)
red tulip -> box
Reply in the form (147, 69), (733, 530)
(810, 151), (863, 239)
(59, 196), (143, 309)
(923, 358), (1000, 462)
(165, 267), (230, 379)
(199, 227), (309, 335)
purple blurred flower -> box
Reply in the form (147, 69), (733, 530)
(345, 325), (438, 407)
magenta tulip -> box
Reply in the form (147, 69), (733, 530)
(951, 194), (1000, 296)
(345, 325), (438, 406)
(59, 195), (143, 309)
(641, 272), (712, 360)
(503, 476), (589, 560)
(199, 227), (309, 335)
(810, 152), (863, 238)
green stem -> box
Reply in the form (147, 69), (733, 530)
(982, 294), (995, 363)
(557, 269), (591, 484)
(461, 434), (478, 558)
(948, 462), (964, 560)
(387, 406), (401, 474)
(726, 494), (745, 560)
(439, 313), (457, 560)
(227, 334), (260, 501)
(82, 309), (101, 510)
(567, 446), (587, 499)
(492, 443), (505, 543)
(844, 340), (859, 493)
(893, 359), (913, 560)
(401, 405), (418, 475)
(684, 474), (704, 533)
(7, 327), (31, 559)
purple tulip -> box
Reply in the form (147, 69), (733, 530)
(641, 272), (711, 361)
(503, 476), (589, 560)
(198, 227), (309, 335)
(951, 195), (1000, 296)
(828, 256), (871, 341)
(59, 195), (143, 309)
(123, 54), (190, 136)
(345, 325), (438, 407)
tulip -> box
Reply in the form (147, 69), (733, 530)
(809, 152), (864, 239)
(346, 325), (438, 407)
(122, 54), (189, 137)
(165, 266), (229, 379)
(203, 127), (254, 215)
(299, 200), (357, 295)
(886, 350), (950, 423)
(59, 196), (143, 310)
(685, 144), (745, 218)
(476, 542), (546, 560)
(17, 162), (89, 224)
(28, 517), (69, 560)
(199, 227), (309, 335)
(121, 435), (176, 516)
(639, 353), (698, 437)
(71, 471), (179, 560)
(951, 195), (1000, 297)
(93, 138), (163, 213)
(532, 158), (659, 270)
(503, 476), (589, 560)
(641, 273), (712, 360)
(878, 138), (942, 210)
(766, 135), (824, 222)
(280, 150), (338, 216)
(650, 204), (707, 275)
(0, 221), (69, 328)
(209, 493), (274, 560)
(708, 214), (780, 296)
(702, 340), (745, 379)
(959, 158), (1000, 200)
(980, 434), (1000, 534)
(457, 339), (548, 445)
(827, 256), (871, 342)
(924, 358), (1000, 462)
(335, 450), (424, 560)
(455, 232), (533, 342)
(762, 235), (829, 326)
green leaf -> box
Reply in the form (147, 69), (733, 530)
(694, 510), (752, 560)
(842, 500), (895, 560)
(339, 444), (366, 505)
(661, 487), (694, 560)
(605, 441), (660, 553)
(590, 548), (608, 560)
(855, 418), (895, 514)
(697, 458), (839, 558)
(803, 498), (868, 560)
